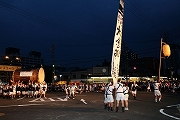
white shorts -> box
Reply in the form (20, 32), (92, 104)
(104, 94), (108, 103)
(25, 91), (29, 95)
(132, 90), (137, 94)
(28, 91), (34, 95)
(3, 92), (8, 96)
(124, 94), (129, 100)
(9, 92), (13, 95)
(106, 94), (114, 102)
(116, 93), (125, 100)
(13, 91), (16, 95)
(154, 90), (161, 96)
(34, 91), (39, 95)
(22, 91), (26, 95)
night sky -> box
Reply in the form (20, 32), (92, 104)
(0, 0), (180, 68)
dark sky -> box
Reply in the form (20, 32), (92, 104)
(0, 0), (180, 68)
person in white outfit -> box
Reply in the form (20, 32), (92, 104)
(103, 83), (108, 110)
(123, 82), (129, 110)
(65, 84), (70, 99)
(115, 80), (125, 112)
(131, 81), (138, 100)
(147, 82), (151, 92)
(105, 82), (114, 111)
(70, 84), (77, 99)
(42, 82), (47, 98)
(153, 80), (162, 103)
(34, 83), (40, 98)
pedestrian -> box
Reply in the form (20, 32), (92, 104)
(147, 82), (151, 92)
(16, 82), (21, 98)
(131, 81), (138, 99)
(12, 83), (16, 99)
(21, 84), (26, 97)
(41, 81), (47, 98)
(153, 80), (162, 103)
(115, 79), (125, 112)
(8, 83), (14, 99)
(39, 83), (42, 98)
(123, 82), (129, 110)
(103, 83), (108, 110)
(0, 85), (3, 97)
(65, 84), (70, 99)
(2, 84), (8, 99)
(34, 83), (40, 98)
(70, 83), (77, 99)
(105, 82), (114, 111)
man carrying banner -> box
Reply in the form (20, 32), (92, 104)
(111, 0), (125, 112)
(115, 79), (125, 112)
(103, 83), (109, 110)
(105, 82), (114, 111)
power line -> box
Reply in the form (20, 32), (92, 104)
(125, 0), (164, 35)
(0, 1), (107, 44)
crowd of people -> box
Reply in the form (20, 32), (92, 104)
(0, 80), (48, 99)
(103, 80), (180, 113)
(104, 80), (130, 112)
(47, 80), (180, 103)
(0, 79), (179, 108)
(47, 80), (180, 94)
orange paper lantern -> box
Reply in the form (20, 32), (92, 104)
(162, 44), (171, 57)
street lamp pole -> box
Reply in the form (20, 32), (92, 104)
(52, 64), (55, 85)
(158, 38), (163, 82)
(51, 44), (55, 85)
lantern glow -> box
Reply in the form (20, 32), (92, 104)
(162, 44), (171, 57)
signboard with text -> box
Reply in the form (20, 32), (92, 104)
(20, 71), (33, 77)
(0, 65), (21, 71)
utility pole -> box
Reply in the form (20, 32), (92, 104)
(50, 44), (55, 85)
(158, 38), (171, 82)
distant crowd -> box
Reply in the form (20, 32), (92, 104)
(47, 80), (180, 94)
(0, 80), (179, 99)
(0, 81), (47, 99)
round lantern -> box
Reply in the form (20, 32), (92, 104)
(162, 44), (171, 57)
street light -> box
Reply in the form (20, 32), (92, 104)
(5, 56), (9, 59)
(158, 38), (171, 82)
(52, 64), (55, 85)
(60, 75), (62, 81)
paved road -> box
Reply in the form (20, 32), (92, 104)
(0, 91), (179, 120)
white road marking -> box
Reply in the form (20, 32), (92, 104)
(29, 98), (40, 102)
(49, 98), (55, 101)
(40, 98), (45, 101)
(57, 98), (68, 101)
(29, 97), (68, 102)
(16, 96), (25, 101)
(166, 105), (177, 108)
(159, 104), (180, 120)
(80, 99), (87, 104)
(0, 104), (43, 108)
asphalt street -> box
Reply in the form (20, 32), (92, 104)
(0, 91), (179, 120)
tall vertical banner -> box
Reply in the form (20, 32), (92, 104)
(111, 0), (124, 85)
